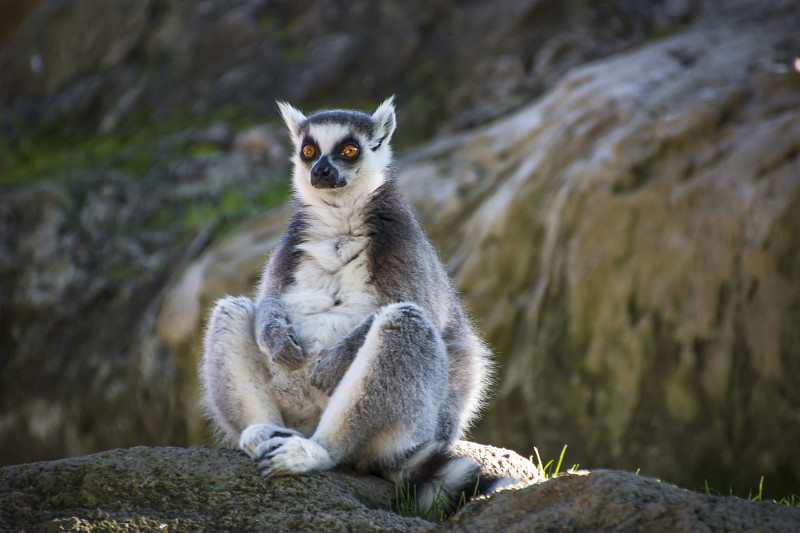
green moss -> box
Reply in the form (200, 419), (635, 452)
(280, 45), (305, 63)
(105, 264), (138, 282)
(0, 104), (264, 186)
(221, 187), (246, 213)
(187, 143), (222, 158)
(178, 179), (291, 240)
(184, 203), (219, 230)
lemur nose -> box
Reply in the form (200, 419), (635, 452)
(314, 164), (332, 177)
(310, 156), (343, 189)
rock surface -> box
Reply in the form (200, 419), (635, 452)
(155, 0), (800, 497)
(1, 445), (798, 532)
(0, 0), (694, 147)
(2, 0), (800, 503)
(0, 446), (429, 532)
(0, 132), (289, 465)
(0, 0), (695, 469)
(447, 470), (800, 533)
(421, 0), (800, 497)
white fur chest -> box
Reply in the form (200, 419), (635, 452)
(282, 207), (378, 358)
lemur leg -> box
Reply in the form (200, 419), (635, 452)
(201, 296), (301, 458)
(257, 302), (449, 476)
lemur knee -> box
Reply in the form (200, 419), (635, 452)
(371, 303), (445, 365)
(374, 303), (431, 331)
(208, 296), (256, 334)
(211, 296), (255, 322)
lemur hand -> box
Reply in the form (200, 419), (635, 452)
(258, 319), (305, 371)
(310, 344), (353, 395)
(310, 315), (373, 394)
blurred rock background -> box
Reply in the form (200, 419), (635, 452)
(1, 0), (798, 499)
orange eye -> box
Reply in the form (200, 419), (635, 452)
(301, 144), (316, 159)
(340, 144), (359, 158)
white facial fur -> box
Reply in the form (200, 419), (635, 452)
(277, 98), (396, 209)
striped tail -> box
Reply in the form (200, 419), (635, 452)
(389, 442), (519, 519)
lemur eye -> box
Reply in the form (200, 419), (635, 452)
(340, 144), (359, 159)
(301, 144), (316, 160)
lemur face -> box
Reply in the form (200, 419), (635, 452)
(278, 98), (396, 204)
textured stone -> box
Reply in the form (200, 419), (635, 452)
(446, 470), (800, 533)
(155, 0), (800, 496)
(2, 445), (797, 532)
(2, 0), (800, 502)
(0, 0), (692, 143)
(0, 446), (428, 532)
(395, 0), (800, 496)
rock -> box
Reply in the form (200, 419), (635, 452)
(0, 146), (287, 466)
(0, 0), (692, 144)
(0, 0), (150, 98)
(0, 0), (41, 52)
(191, 121), (234, 149)
(447, 470), (800, 532)
(233, 124), (288, 164)
(0, 446), (428, 532)
(424, 0), (800, 497)
(155, 0), (800, 497)
(450, 440), (542, 485)
(0, 174), (193, 465)
(2, 0), (799, 502)
(1, 445), (797, 532)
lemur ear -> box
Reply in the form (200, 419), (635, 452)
(277, 101), (306, 144)
(371, 96), (396, 150)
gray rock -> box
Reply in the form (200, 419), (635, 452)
(2, 445), (797, 532)
(398, 0), (800, 496)
(447, 470), (800, 532)
(0, 445), (429, 532)
(0, 152), (285, 467)
(2, 0), (799, 503)
(155, 0), (800, 497)
(0, 0), (693, 143)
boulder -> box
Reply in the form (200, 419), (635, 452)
(1, 445), (798, 532)
(447, 470), (800, 532)
(419, 0), (800, 497)
(0, 0), (698, 469)
(0, 148), (286, 465)
(2, 0), (799, 502)
(156, 0), (800, 496)
(0, 0), (694, 146)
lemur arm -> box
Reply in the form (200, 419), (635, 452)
(253, 213), (308, 370)
(310, 314), (375, 395)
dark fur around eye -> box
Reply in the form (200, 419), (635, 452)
(334, 137), (361, 162)
(300, 136), (320, 161)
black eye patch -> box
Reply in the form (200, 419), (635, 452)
(333, 137), (361, 162)
(300, 136), (320, 161)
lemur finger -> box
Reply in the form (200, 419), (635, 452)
(259, 464), (276, 478)
(258, 457), (290, 477)
(253, 437), (288, 460)
(272, 341), (305, 370)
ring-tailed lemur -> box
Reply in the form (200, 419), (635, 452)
(201, 97), (513, 510)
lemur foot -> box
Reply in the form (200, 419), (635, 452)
(239, 423), (304, 459)
(255, 435), (334, 477)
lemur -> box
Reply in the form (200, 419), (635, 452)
(201, 97), (512, 510)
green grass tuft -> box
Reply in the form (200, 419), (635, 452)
(704, 475), (799, 506)
(390, 476), (483, 524)
(531, 445), (577, 480)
